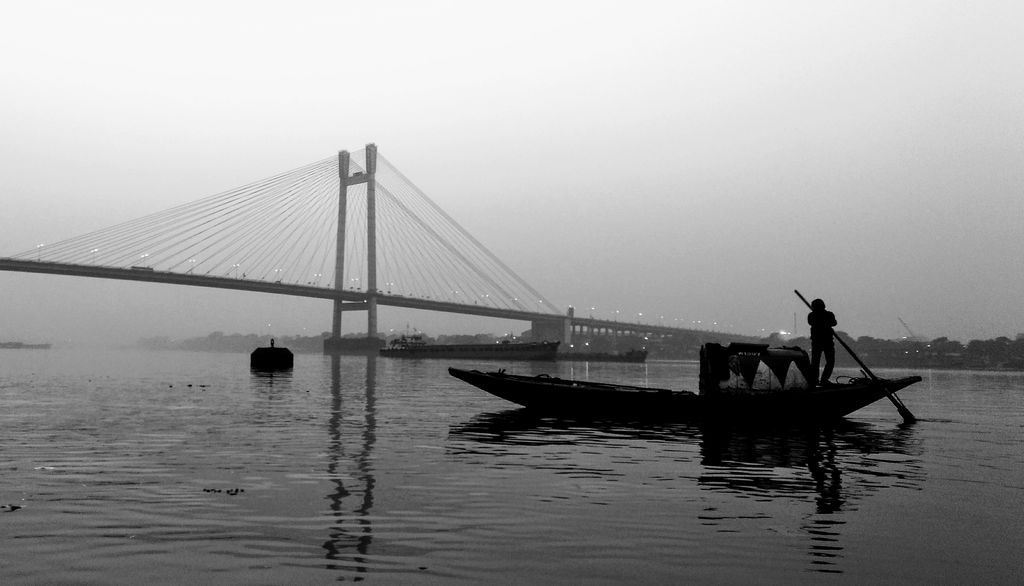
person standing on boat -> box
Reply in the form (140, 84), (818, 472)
(807, 298), (837, 387)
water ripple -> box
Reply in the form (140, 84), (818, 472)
(0, 351), (1021, 583)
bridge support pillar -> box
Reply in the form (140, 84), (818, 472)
(530, 307), (574, 348)
(365, 144), (378, 340)
(563, 306), (574, 346)
(367, 295), (378, 340)
(330, 149), (351, 346)
(325, 144), (378, 354)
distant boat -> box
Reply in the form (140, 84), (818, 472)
(449, 342), (921, 421)
(250, 339), (293, 370)
(381, 334), (559, 361)
(0, 342), (52, 349)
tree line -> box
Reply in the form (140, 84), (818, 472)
(762, 332), (1024, 371)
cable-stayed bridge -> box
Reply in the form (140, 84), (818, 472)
(0, 144), (742, 351)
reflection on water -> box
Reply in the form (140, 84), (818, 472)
(322, 355), (377, 576)
(698, 420), (923, 573)
(450, 409), (924, 574)
(698, 420), (922, 511)
(249, 367), (295, 396)
(4, 352), (1021, 583)
(247, 355), (381, 578)
(249, 368), (294, 384)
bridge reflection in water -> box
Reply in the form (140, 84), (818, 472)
(250, 355), (380, 577)
(449, 411), (924, 574)
(322, 355), (377, 574)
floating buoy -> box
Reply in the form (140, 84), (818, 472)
(250, 338), (293, 370)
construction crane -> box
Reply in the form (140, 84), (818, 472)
(898, 317), (925, 342)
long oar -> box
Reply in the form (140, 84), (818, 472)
(794, 290), (916, 423)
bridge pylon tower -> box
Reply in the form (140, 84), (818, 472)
(325, 143), (379, 354)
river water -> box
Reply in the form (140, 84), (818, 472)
(0, 349), (1021, 584)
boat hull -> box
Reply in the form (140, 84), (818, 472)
(447, 368), (921, 421)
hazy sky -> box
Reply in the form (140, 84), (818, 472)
(1, 1), (1022, 345)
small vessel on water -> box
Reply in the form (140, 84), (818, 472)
(0, 341), (52, 349)
(250, 339), (293, 370)
(449, 342), (921, 421)
(381, 334), (560, 361)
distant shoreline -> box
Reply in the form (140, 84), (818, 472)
(126, 331), (1024, 373)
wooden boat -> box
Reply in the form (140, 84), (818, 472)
(381, 334), (559, 361)
(448, 367), (920, 420)
(448, 343), (921, 421)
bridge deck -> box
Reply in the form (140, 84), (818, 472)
(0, 258), (729, 338)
